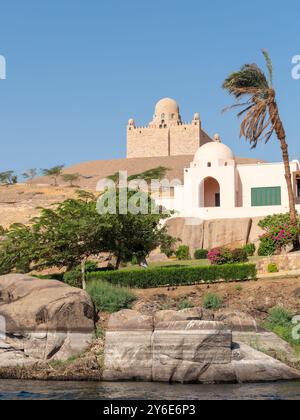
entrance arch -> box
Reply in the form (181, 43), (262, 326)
(200, 177), (221, 208)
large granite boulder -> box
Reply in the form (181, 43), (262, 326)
(154, 308), (203, 325)
(152, 320), (232, 383)
(103, 309), (300, 384)
(165, 217), (253, 254)
(0, 274), (95, 367)
(165, 218), (204, 255)
(103, 310), (153, 381)
(215, 309), (258, 332)
(202, 218), (252, 250)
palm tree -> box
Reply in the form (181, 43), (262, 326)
(223, 50), (297, 225)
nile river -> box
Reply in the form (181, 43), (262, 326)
(0, 380), (300, 400)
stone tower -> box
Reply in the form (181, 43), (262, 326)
(126, 98), (213, 159)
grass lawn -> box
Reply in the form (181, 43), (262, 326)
(126, 256), (264, 271)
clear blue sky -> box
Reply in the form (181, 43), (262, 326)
(0, 0), (300, 175)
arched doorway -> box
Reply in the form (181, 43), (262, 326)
(201, 177), (221, 208)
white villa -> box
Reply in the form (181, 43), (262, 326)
(124, 97), (300, 221)
(159, 136), (300, 220)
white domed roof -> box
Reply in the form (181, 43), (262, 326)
(194, 141), (234, 162)
(155, 98), (179, 116)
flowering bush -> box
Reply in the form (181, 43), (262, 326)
(258, 214), (300, 254)
(208, 247), (248, 265)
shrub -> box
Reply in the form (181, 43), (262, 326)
(131, 255), (138, 266)
(87, 280), (136, 313)
(231, 248), (248, 263)
(243, 243), (256, 257)
(258, 213), (300, 254)
(268, 263), (279, 273)
(194, 249), (208, 260)
(258, 236), (276, 256)
(63, 269), (82, 288)
(208, 247), (248, 265)
(175, 245), (191, 261)
(208, 247), (232, 265)
(63, 260), (99, 288)
(235, 284), (243, 292)
(203, 293), (223, 310)
(264, 307), (300, 346)
(84, 260), (98, 272)
(87, 263), (257, 289)
(266, 307), (293, 327)
(177, 299), (194, 310)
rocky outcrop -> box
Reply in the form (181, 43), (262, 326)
(165, 217), (263, 254)
(103, 310), (153, 381)
(0, 274), (95, 367)
(215, 309), (259, 332)
(152, 320), (232, 383)
(103, 309), (300, 384)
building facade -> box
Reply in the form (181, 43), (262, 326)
(126, 98), (213, 158)
(158, 139), (300, 220)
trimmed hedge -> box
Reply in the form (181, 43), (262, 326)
(86, 263), (257, 289)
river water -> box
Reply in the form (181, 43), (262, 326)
(0, 380), (300, 400)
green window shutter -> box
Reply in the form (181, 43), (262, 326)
(251, 187), (281, 207)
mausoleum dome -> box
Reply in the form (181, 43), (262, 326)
(155, 98), (179, 117)
(194, 141), (234, 163)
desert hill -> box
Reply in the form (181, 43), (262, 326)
(31, 154), (264, 190)
(0, 154), (264, 229)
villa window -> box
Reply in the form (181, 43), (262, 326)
(251, 187), (281, 207)
(207, 162), (212, 167)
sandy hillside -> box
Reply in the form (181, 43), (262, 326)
(0, 185), (80, 228)
(30, 155), (264, 190)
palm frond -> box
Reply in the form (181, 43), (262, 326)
(222, 54), (277, 148)
(262, 49), (273, 87)
(222, 64), (269, 98)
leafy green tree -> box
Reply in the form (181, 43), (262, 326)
(42, 165), (65, 186)
(97, 188), (173, 269)
(0, 224), (35, 274)
(223, 50), (297, 227)
(0, 196), (105, 288)
(0, 189), (174, 284)
(0, 171), (18, 185)
(22, 168), (37, 181)
(107, 166), (170, 189)
(62, 173), (81, 187)
(128, 166), (170, 184)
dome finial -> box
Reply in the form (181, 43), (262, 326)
(214, 133), (221, 143)
(128, 118), (135, 127)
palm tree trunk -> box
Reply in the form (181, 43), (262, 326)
(268, 100), (297, 225)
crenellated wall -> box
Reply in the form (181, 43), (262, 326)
(127, 121), (211, 158)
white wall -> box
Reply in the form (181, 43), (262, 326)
(156, 160), (300, 220)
